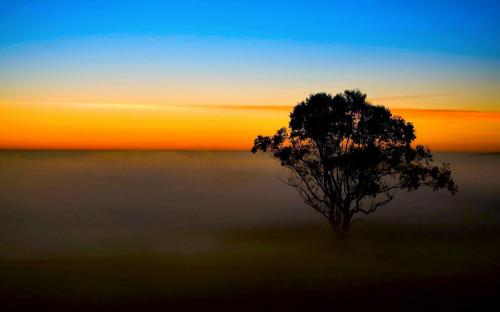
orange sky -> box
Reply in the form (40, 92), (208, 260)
(1, 102), (499, 152)
(1, 34), (499, 152)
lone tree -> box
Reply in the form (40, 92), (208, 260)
(252, 90), (457, 240)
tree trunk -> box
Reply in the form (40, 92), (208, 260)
(329, 210), (351, 247)
(329, 220), (348, 248)
(341, 212), (351, 237)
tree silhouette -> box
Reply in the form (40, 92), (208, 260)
(252, 90), (457, 240)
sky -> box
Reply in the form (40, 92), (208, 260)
(0, 0), (499, 151)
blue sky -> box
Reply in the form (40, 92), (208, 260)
(0, 1), (499, 111)
(1, 0), (499, 57)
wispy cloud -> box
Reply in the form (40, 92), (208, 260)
(65, 100), (498, 116)
(185, 104), (293, 111)
(183, 104), (493, 115)
(70, 103), (169, 110)
(68, 102), (293, 112)
(392, 108), (499, 115)
(370, 94), (449, 102)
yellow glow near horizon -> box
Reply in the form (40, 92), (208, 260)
(0, 103), (287, 150)
(392, 109), (500, 152)
(1, 102), (499, 152)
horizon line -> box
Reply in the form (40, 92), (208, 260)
(0, 148), (497, 154)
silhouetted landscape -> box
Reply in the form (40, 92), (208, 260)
(2, 1), (499, 310)
(1, 151), (499, 310)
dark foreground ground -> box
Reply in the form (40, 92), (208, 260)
(2, 222), (500, 311)
(1, 152), (499, 310)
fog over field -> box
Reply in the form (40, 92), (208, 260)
(1, 151), (500, 310)
(0, 151), (498, 258)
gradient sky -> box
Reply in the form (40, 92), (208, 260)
(1, 0), (499, 151)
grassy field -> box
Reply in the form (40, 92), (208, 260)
(2, 222), (500, 311)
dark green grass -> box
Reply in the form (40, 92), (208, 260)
(2, 222), (500, 311)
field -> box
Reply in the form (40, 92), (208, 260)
(1, 151), (499, 310)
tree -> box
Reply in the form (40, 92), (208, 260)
(252, 90), (457, 240)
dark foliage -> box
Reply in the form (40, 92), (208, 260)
(252, 90), (457, 239)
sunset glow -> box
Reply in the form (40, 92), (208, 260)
(2, 2), (500, 309)
(1, 102), (499, 151)
(1, 1), (499, 151)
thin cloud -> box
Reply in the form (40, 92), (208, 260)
(66, 101), (498, 115)
(185, 104), (293, 111)
(69, 103), (169, 110)
(186, 105), (490, 115)
(70, 102), (294, 112)
(392, 108), (498, 114)
(370, 94), (449, 102)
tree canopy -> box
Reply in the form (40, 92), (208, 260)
(252, 90), (457, 239)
